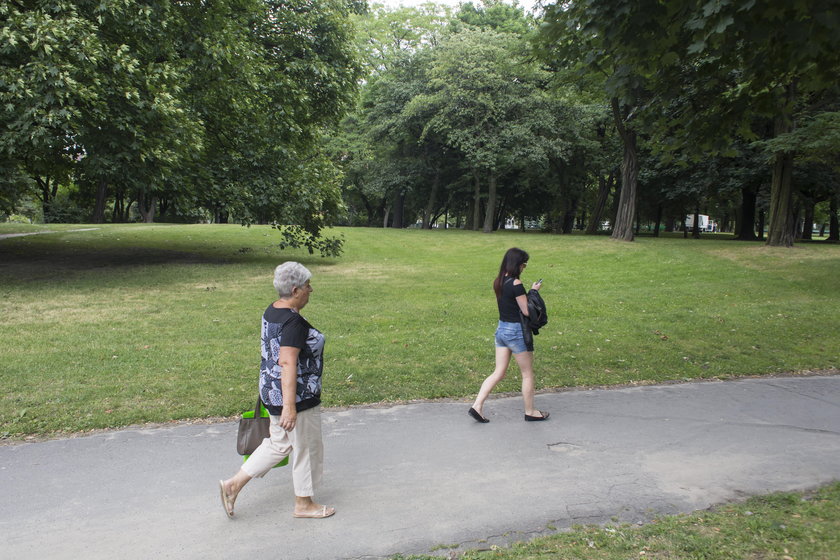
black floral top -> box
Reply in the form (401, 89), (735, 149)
(258, 306), (324, 414)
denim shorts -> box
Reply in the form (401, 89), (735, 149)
(494, 321), (533, 353)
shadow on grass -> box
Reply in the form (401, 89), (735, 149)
(0, 239), (337, 287)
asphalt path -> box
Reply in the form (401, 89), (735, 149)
(0, 227), (99, 240)
(2, 375), (839, 559)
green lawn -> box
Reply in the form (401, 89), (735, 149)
(1, 224), (838, 437)
(397, 482), (840, 560)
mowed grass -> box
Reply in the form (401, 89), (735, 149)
(1, 223), (838, 437)
(398, 482), (840, 560)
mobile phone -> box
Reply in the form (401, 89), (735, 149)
(538, 278), (543, 284)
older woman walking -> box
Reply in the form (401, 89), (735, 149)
(219, 261), (335, 519)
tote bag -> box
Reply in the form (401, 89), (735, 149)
(236, 397), (289, 467)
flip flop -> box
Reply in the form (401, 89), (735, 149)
(468, 407), (489, 423)
(219, 480), (234, 518)
(293, 505), (336, 519)
(524, 411), (550, 421)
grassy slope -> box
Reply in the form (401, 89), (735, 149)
(1, 224), (838, 437)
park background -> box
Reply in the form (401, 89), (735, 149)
(2, 2), (840, 557)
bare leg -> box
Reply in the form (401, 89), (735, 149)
(471, 347), (512, 416)
(513, 351), (542, 417)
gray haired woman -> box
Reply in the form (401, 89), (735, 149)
(219, 261), (335, 519)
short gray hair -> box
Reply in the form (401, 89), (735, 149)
(273, 262), (312, 298)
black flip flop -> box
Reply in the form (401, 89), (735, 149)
(469, 407), (489, 423)
(524, 411), (550, 421)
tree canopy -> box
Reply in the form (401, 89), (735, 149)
(4, 0), (839, 248)
(1, 0), (361, 254)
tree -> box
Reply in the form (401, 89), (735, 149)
(536, 1), (654, 241)
(0, 0), (99, 220)
(410, 27), (561, 232)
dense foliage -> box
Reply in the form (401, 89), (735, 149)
(3, 0), (839, 248)
(331, 0), (840, 246)
(1, 0), (361, 254)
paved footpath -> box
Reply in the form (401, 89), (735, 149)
(2, 375), (839, 559)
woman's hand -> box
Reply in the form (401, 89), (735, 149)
(531, 279), (542, 290)
(280, 407), (297, 431)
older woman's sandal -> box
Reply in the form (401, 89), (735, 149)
(294, 505), (336, 519)
(219, 480), (235, 518)
(524, 411), (550, 421)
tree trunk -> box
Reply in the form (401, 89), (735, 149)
(801, 201), (815, 241)
(482, 173), (497, 233)
(766, 149), (795, 246)
(653, 204), (662, 238)
(138, 194), (156, 223)
(392, 190), (405, 228)
(736, 184), (758, 241)
(589, 171), (614, 232)
(757, 210), (765, 241)
(828, 196), (839, 242)
(610, 98), (638, 242)
(611, 136), (638, 241)
(495, 197), (506, 231)
(422, 167), (440, 229)
(93, 180), (107, 224)
(472, 174), (482, 231)
(692, 207), (701, 239)
(562, 195), (578, 234)
(766, 84), (797, 247)
(35, 176), (59, 222)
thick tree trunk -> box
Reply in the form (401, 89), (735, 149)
(766, 84), (797, 247)
(610, 98), (638, 242)
(482, 173), (497, 233)
(611, 133), (638, 241)
(766, 149), (795, 246)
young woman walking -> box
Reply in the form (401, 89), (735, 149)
(469, 247), (548, 423)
